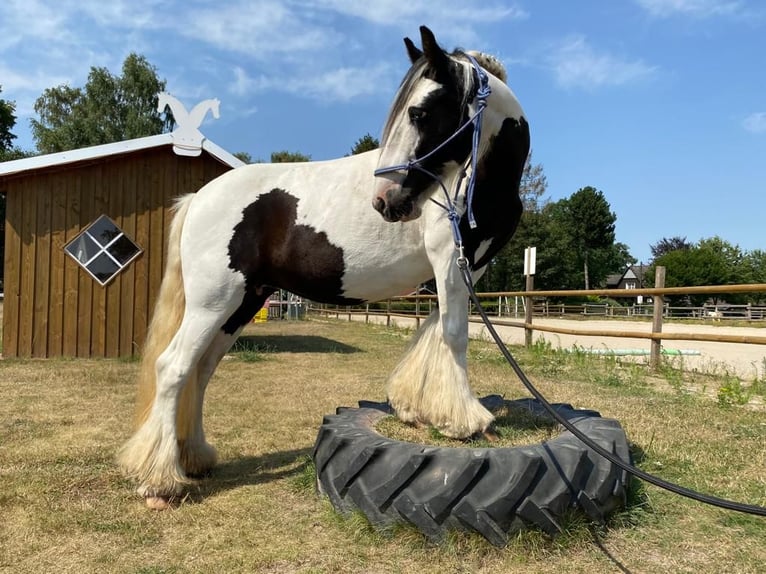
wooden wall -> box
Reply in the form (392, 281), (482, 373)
(1, 147), (232, 358)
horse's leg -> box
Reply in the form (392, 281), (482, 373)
(176, 328), (241, 477)
(387, 253), (493, 439)
(119, 309), (228, 500)
(177, 290), (274, 476)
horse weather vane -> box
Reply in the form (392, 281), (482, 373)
(158, 92), (221, 157)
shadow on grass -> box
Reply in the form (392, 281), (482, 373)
(186, 447), (313, 502)
(232, 335), (361, 354)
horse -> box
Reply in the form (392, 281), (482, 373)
(118, 25), (530, 508)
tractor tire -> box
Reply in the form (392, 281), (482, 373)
(312, 396), (631, 547)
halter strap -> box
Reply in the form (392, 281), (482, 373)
(373, 54), (492, 250)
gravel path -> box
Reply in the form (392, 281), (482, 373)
(342, 312), (766, 380)
(469, 317), (766, 380)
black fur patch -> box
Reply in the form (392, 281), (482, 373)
(222, 188), (362, 334)
(460, 116), (531, 270)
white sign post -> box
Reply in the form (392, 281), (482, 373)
(523, 246), (537, 276)
(523, 246), (536, 347)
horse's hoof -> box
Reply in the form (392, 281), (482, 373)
(145, 496), (172, 510)
(482, 427), (500, 442)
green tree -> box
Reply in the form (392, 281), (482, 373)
(0, 85), (17, 152)
(0, 86), (31, 161)
(233, 151), (253, 164)
(649, 237), (741, 306)
(697, 236), (742, 272)
(558, 186), (616, 290)
(270, 150), (311, 163)
(31, 53), (173, 153)
(349, 133), (379, 155)
(518, 151), (548, 212)
(740, 249), (766, 304)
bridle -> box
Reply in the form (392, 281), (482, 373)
(373, 54), (491, 266)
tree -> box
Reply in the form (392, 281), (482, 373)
(557, 186), (616, 290)
(0, 86), (31, 161)
(650, 248), (726, 306)
(650, 236), (692, 260)
(31, 53), (173, 153)
(649, 237), (741, 306)
(270, 150), (311, 163)
(741, 249), (766, 304)
(518, 151), (548, 212)
(233, 151), (253, 164)
(0, 85), (17, 152)
(349, 133), (379, 155)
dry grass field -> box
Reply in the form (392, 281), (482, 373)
(1, 317), (765, 573)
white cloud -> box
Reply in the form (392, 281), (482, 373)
(0, 0), (527, 130)
(180, 2), (342, 60)
(743, 112), (766, 133)
(635, 0), (743, 18)
(229, 63), (395, 102)
(548, 36), (657, 90)
(314, 0), (527, 27)
(313, 0), (527, 46)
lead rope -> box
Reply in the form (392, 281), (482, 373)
(455, 257), (766, 516)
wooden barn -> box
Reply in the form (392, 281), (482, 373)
(0, 99), (244, 358)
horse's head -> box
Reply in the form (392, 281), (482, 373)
(373, 26), (527, 225)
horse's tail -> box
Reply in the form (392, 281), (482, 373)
(134, 193), (197, 441)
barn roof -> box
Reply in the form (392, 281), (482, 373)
(0, 132), (245, 179)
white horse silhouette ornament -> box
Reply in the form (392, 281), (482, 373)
(158, 93), (221, 157)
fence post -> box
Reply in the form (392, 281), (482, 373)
(386, 299), (391, 327)
(415, 293), (420, 319)
(650, 266), (666, 370)
(524, 273), (534, 347)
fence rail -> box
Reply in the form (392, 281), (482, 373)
(308, 273), (766, 370)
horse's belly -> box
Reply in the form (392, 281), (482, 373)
(340, 252), (433, 302)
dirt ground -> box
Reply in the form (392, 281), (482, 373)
(353, 313), (766, 380)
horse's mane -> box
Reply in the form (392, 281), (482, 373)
(381, 50), (508, 145)
(465, 51), (508, 84)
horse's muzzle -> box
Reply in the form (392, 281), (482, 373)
(372, 188), (420, 222)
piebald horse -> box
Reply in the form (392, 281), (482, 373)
(118, 26), (530, 507)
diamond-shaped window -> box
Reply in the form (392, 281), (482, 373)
(64, 215), (142, 286)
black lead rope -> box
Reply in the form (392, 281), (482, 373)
(456, 260), (766, 517)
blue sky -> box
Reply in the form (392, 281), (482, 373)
(1, 0), (764, 264)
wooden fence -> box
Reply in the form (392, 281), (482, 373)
(308, 270), (766, 370)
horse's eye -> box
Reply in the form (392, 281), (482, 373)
(408, 107), (427, 124)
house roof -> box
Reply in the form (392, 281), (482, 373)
(605, 264), (651, 289)
(0, 133), (245, 179)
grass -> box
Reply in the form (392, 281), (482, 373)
(376, 402), (558, 448)
(1, 318), (766, 573)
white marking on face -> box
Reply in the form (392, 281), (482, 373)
(374, 77), (442, 198)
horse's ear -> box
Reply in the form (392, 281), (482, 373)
(404, 37), (423, 63)
(419, 26), (449, 71)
